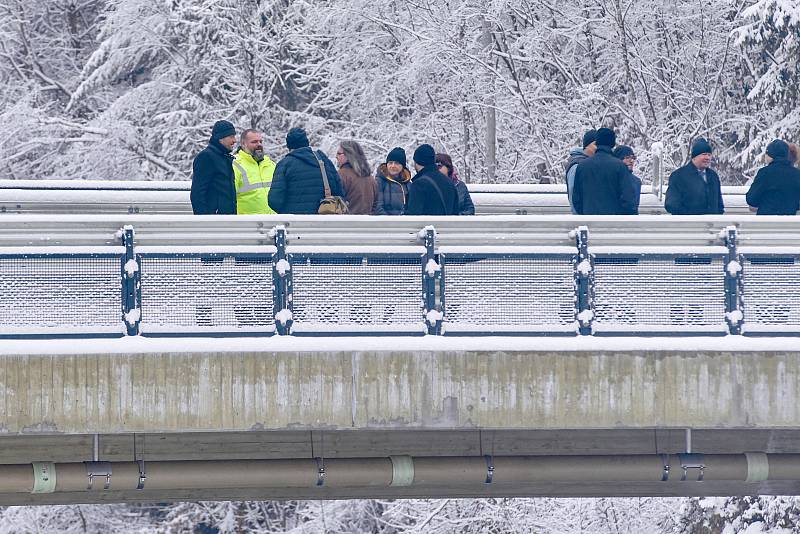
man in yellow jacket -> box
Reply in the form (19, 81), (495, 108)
(233, 129), (276, 214)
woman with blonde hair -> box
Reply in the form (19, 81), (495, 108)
(335, 140), (377, 214)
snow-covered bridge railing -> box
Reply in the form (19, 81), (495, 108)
(0, 214), (798, 338)
(0, 180), (752, 215)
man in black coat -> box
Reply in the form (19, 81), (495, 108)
(405, 144), (459, 216)
(665, 138), (724, 215)
(268, 127), (344, 214)
(746, 139), (800, 215)
(190, 120), (238, 215)
(572, 127), (637, 215)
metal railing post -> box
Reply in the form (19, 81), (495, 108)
(422, 226), (443, 335)
(724, 226), (743, 335)
(271, 225), (293, 335)
(120, 225), (141, 336)
(574, 225), (593, 335)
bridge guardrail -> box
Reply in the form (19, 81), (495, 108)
(0, 180), (752, 215)
(0, 215), (797, 338)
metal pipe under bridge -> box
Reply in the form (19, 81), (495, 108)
(0, 214), (799, 503)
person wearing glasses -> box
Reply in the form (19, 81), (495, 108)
(435, 153), (475, 215)
(612, 145), (642, 215)
(335, 140), (377, 214)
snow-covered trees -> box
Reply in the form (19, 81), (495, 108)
(1, 0), (797, 184)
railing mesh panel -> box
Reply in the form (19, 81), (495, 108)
(0, 256), (120, 329)
(139, 255), (272, 329)
(742, 256), (800, 326)
(444, 255), (576, 327)
(593, 256), (726, 327)
(290, 255), (421, 329)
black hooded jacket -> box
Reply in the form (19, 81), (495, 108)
(190, 138), (236, 215)
(665, 161), (724, 215)
(572, 146), (638, 215)
(746, 158), (800, 215)
(406, 165), (459, 216)
(268, 147), (344, 214)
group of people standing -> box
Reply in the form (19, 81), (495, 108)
(566, 127), (800, 216)
(190, 120), (475, 217)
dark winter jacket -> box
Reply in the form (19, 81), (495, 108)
(629, 171), (642, 215)
(190, 138), (236, 215)
(664, 162), (724, 215)
(406, 165), (459, 216)
(746, 158), (800, 215)
(572, 146), (638, 215)
(455, 180), (475, 215)
(339, 163), (378, 215)
(565, 147), (589, 214)
(373, 164), (411, 215)
(268, 147), (344, 214)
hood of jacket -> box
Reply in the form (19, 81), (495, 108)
(286, 146), (322, 167)
(565, 148), (588, 171)
(377, 163), (411, 183)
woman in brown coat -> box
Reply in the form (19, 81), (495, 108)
(335, 140), (377, 214)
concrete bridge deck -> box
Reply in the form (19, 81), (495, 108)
(1, 336), (798, 503)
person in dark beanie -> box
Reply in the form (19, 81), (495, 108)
(572, 127), (637, 215)
(665, 138), (724, 215)
(268, 127), (344, 214)
(405, 144), (459, 216)
(565, 129), (597, 213)
(613, 145), (642, 214)
(436, 153), (475, 215)
(190, 120), (237, 214)
(746, 139), (800, 215)
(373, 147), (412, 215)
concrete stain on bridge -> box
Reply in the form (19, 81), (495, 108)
(0, 349), (799, 433)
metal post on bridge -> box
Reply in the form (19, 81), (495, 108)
(271, 225), (293, 336)
(422, 226), (444, 335)
(574, 226), (593, 336)
(724, 226), (743, 335)
(120, 225), (141, 336)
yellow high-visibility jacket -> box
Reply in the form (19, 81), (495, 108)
(233, 150), (276, 214)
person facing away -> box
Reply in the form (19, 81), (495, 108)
(665, 138), (724, 215)
(612, 145), (642, 215)
(373, 147), (412, 215)
(335, 140), (377, 214)
(190, 120), (237, 215)
(435, 153), (475, 215)
(572, 127), (637, 215)
(233, 129), (276, 214)
(746, 139), (800, 215)
(267, 127), (344, 214)
(405, 144), (459, 216)
(566, 129), (597, 213)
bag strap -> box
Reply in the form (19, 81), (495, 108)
(311, 149), (332, 196)
(421, 175), (449, 214)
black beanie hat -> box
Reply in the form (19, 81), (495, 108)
(582, 129), (598, 148)
(413, 144), (436, 167)
(386, 147), (407, 167)
(286, 127), (310, 150)
(613, 145), (635, 160)
(595, 127), (616, 148)
(766, 139), (789, 160)
(211, 120), (235, 140)
(691, 138), (713, 158)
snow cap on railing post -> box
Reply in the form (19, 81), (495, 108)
(421, 226), (443, 335)
(723, 225), (743, 335)
(572, 226), (593, 335)
(120, 225), (141, 336)
(271, 225), (292, 335)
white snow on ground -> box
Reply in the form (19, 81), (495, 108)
(0, 335), (792, 355)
